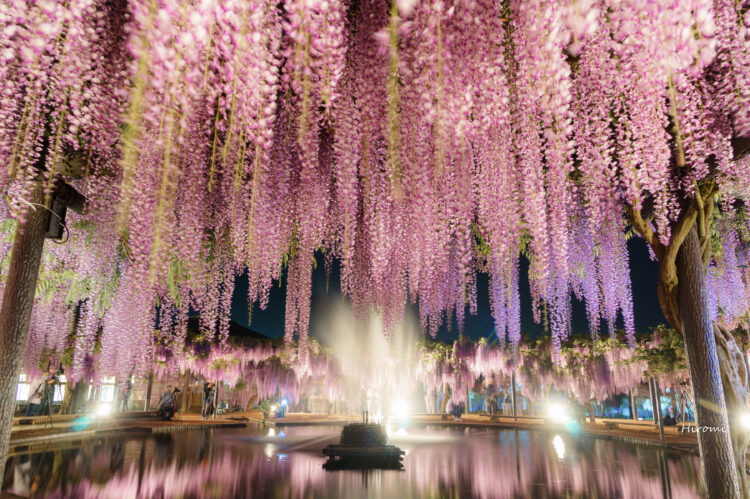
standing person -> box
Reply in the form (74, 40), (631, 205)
(456, 401), (464, 421)
(26, 379), (44, 417)
(663, 407), (677, 426)
(202, 382), (216, 420)
(119, 379), (132, 412)
(38, 368), (58, 416)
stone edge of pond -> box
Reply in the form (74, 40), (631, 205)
(6, 417), (700, 457)
(151, 422), (247, 434)
(7, 420), (249, 454)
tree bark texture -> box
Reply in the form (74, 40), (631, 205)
(0, 183), (48, 474)
(144, 373), (153, 411)
(677, 225), (740, 498)
(440, 384), (451, 414)
(680, 390), (686, 424)
(651, 377), (665, 441)
(648, 377), (658, 425)
(714, 323), (750, 497)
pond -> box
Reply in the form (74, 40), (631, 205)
(3, 424), (702, 498)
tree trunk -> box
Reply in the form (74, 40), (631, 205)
(652, 377), (664, 441)
(0, 183), (48, 474)
(213, 380), (219, 419)
(181, 370), (191, 413)
(73, 382), (89, 414)
(439, 384), (451, 414)
(680, 388), (686, 425)
(714, 323), (750, 498)
(677, 225), (740, 498)
(648, 377), (658, 424)
(144, 373), (153, 411)
(630, 389), (638, 420)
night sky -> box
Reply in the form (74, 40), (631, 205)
(231, 237), (667, 342)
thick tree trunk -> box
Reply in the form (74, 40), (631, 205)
(714, 323), (750, 498)
(677, 225), (740, 498)
(0, 183), (48, 474)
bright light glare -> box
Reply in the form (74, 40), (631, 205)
(546, 403), (570, 423)
(391, 400), (409, 421)
(552, 435), (565, 459)
(741, 413), (750, 429)
(270, 404), (278, 412)
(96, 404), (111, 416)
(281, 399), (288, 406)
(268, 428), (276, 437)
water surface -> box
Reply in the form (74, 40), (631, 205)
(3, 424), (703, 498)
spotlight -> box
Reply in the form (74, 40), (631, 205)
(546, 402), (570, 424)
(740, 412), (750, 429)
(96, 404), (111, 416)
(281, 399), (288, 407)
(391, 400), (409, 422)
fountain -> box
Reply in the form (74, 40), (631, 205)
(322, 418), (405, 470)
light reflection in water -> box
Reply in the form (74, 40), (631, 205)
(552, 434), (565, 460)
(2, 426), (703, 498)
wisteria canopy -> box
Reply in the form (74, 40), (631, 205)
(1, 0), (749, 384)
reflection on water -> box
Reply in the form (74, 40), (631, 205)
(3, 425), (703, 498)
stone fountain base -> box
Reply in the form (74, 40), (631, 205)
(322, 423), (404, 470)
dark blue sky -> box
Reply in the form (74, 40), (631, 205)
(231, 237), (666, 341)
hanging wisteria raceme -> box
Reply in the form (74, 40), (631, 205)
(711, 0), (750, 139)
(1, 0), (750, 369)
(706, 219), (750, 327)
(0, 0), (129, 222)
(99, 269), (156, 383)
(24, 293), (73, 374)
(15, 294), (712, 412)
